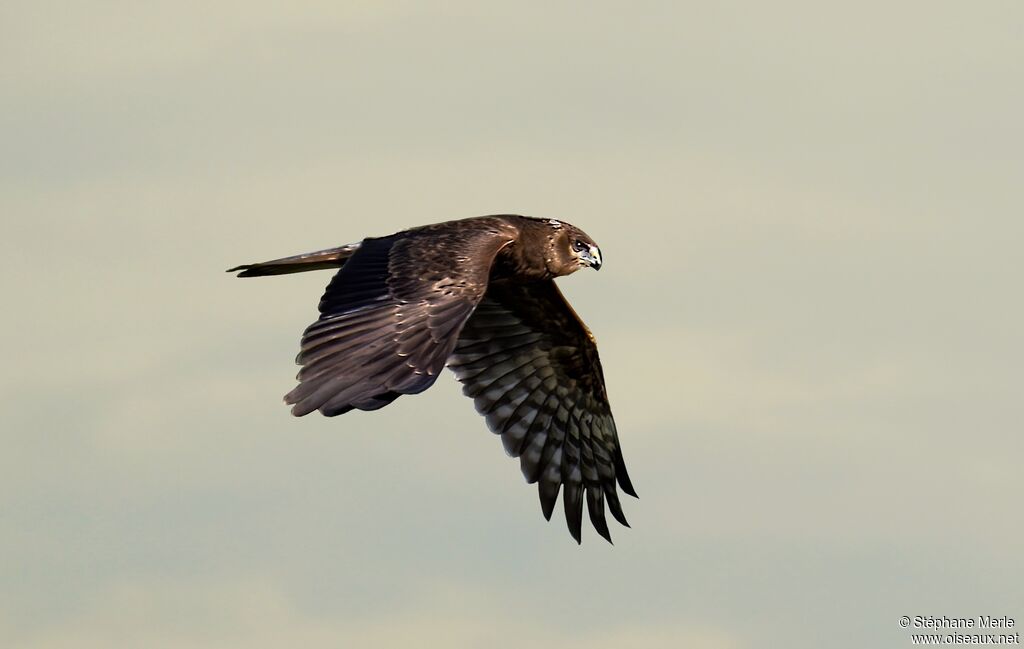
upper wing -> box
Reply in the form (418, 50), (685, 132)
(447, 279), (636, 543)
(286, 222), (516, 416)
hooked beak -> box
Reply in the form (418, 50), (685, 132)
(580, 245), (602, 270)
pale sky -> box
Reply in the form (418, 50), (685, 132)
(2, 2), (1022, 648)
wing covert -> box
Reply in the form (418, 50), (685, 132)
(286, 222), (516, 417)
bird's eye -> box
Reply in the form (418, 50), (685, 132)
(573, 239), (587, 252)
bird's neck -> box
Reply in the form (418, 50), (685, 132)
(492, 241), (555, 281)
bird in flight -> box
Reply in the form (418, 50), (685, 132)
(228, 215), (636, 543)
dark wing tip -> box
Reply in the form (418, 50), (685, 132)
(564, 483), (584, 544)
(539, 480), (560, 521)
(606, 488), (630, 528)
(614, 449), (638, 498)
(570, 528), (582, 545)
(587, 488), (613, 544)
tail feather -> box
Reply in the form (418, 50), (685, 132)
(227, 243), (361, 277)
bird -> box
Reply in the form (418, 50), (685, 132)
(227, 214), (636, 543)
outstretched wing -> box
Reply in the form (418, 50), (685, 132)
(447, 280), (636, 544)
(287, 222), (516, 416)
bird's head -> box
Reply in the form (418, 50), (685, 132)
(543, 219), (602, 276)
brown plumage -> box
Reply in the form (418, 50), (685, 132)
(228, 215), (636, 543)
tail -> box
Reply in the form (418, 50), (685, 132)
(227, 243), (361, 277)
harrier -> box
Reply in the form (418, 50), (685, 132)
(228, 215), (636, 543)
